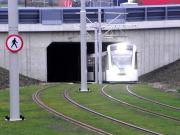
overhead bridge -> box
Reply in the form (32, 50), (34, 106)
(0, 5), (180, 24)
(0, 5), (180, 82)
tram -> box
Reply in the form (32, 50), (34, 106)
(87, 42), (138, 82)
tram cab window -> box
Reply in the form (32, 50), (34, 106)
(110, 45), (133, 68)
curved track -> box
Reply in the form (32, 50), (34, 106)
(126, 85), (180, 110)
(32, 86), (113, 135)
(101, 85), (180, 122)
(64, 89), (163, 135)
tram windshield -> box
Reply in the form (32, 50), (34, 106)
(110, 45), (133, 68)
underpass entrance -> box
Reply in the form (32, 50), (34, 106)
(47, 42), (81, 82)
(47, 42), (94, 82)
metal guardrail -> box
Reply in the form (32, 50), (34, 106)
(0, 5), (180, 24)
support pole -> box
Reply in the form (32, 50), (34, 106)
(8, 0), (21, 121)
(25, 0), (27, 7)
(98, 8), (102, 84)
(94, 22), (98, 83)
(80, 0), (88, 91)
(49, 0), (53, 6)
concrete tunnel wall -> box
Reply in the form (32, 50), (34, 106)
(0, 28), (180, 81)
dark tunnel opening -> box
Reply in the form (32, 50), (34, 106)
(47, 42), (112, 82)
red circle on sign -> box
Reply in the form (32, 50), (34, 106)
(5, 34), (24, 53)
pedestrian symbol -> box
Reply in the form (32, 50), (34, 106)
(6, 34), (23, 53)
(11, 38), (18, 48)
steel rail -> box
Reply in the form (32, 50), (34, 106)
(126, 85), (180, 110)
(64, 89), (163, 135)
(32, 86), (113, 135)
(101, 85), (180, 122)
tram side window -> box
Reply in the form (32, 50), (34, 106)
(102, 55), (106, 71)
(87, 57), (94, 72)
(103, 54), (109, 70)
(135, 52), (138, 69)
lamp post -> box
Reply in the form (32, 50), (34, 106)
(94, 22), (98, 83)
(98, 8), (102, 84)
(80, 0), (88, 91)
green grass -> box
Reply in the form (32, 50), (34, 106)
(68, 84), (180, 135)
(41, 83), (147, 135)
(1, 83), (179, 135)
(0, 84), (97, 135)
(105, 84), (180, 119)
(133, 84), (180, 107)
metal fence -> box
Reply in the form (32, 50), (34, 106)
(0, 0), (128, 7)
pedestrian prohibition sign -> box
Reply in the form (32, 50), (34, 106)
(6, 34), (23, 53)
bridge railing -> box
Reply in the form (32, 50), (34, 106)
(0, 5), (180, 24)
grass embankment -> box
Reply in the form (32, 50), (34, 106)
(133, 84), (180, 107)
(105, 84), (180, 119)
(0, 84), (96, 135)
(41, 83), (146, 135)
(68, 84), (180, 135)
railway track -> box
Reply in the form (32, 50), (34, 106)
(126, 85), (180, 110)
(64, 89), (163, 135)
(101, 85), (180, 122)
(32, 86), (113, 135)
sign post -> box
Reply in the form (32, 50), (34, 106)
(6, 0), (23, 121)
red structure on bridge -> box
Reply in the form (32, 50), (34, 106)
(139, 0), (180, 5)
